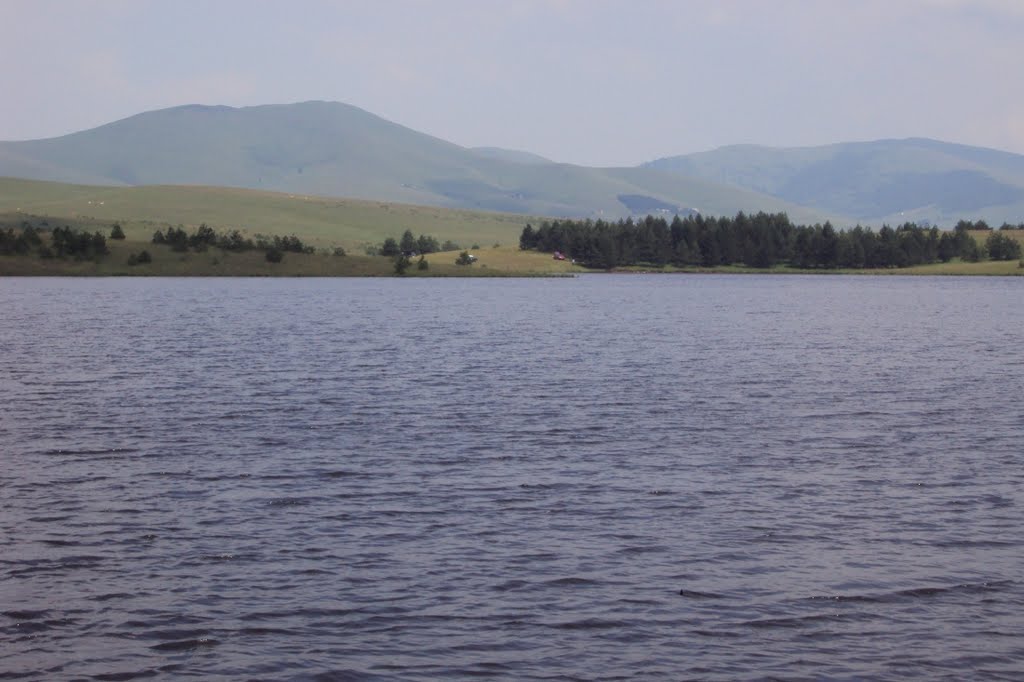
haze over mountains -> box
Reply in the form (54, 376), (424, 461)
(2, 101), (1023, 226)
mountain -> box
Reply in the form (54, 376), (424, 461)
(469, 147), (553, 165)
(5, 102), (1021, 226)
(645, 139), (1024, 225)
(0, 101), (831, 223)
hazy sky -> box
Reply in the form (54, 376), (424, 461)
(2, 0), (1022, 166)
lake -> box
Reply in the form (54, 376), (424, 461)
(2, 274), (1023, 680)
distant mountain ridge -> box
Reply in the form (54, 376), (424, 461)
(645, 138), (1024, 225)
(1, 101), (825, 222)
(2, 101), (1023, 225)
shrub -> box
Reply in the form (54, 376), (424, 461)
(127, 250), (151, 266)
(986, 231), (1022, 260)
(417, 255), (428, 270)
(417, 234), (440, 253)
(265, 248), (283, 263)
(961, 238), (986, 262)
(333, 246), (347, 257)
(456, 250), (474, 265)
(110, 223), (125, 240)
(394, 254), (411, 275)
(380, 237), (400, 257)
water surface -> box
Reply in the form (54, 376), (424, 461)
(2, 275), (1023, 680)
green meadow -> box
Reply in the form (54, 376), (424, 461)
(0, 228), (580, 277)
(2, 177), (1021, 277)
(0, 177), (535, 251)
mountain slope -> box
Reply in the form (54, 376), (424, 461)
(0, 101), (835, 222)
(645, 139), (1024, 225)
(0, 176), (533, 248)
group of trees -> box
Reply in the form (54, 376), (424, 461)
(372, 230), (459, 257)
(50, 226), (109, 259)
(956, 219), (1024, 231)
(0, 223), (43, 256)
(154, 224), (252, 252)
(986, 231), (1023, 260)
(151, 223), (313, 262)
(520, 212), (1023, 269)
(0, 221), (108, 260)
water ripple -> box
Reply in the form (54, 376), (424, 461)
(2, 275), (1023, 680)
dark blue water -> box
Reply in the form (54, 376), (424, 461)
(2, 275), (1023, 680)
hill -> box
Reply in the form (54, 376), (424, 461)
(0, 101), (833, 223)
(645, 138), (1024, 225)
(0, 177), (533, 249)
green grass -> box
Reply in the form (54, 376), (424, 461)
(0, 239), (582, 277)
(5, 237), (1020, 277)
(0, 177), (536, 250)
(604, 260), (1023, 276)
(3, 178), (1021, 277)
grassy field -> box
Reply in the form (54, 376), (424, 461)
(0, 240), (581, 277)
(0, 177), (536, 250)
(2, 176), (1021, 277)
(3, 235), (1019, 277)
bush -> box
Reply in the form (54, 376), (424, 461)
(417, 234), (440, 253)
(394, 253), (411, 275)
(417, 255), (429, 270)
(110, 223), (125, 240)
(455, 250), (474, 265)
(986, 231), (1022, 260)
(962, 238), (986, 262)
(380, 237), (400, 257)
(265, 248), (283, 263)
(333, 246), (347, 257)
(127, 250), (151, 266)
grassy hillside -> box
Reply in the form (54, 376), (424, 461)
(0, 177), (534, 249)
(646, 138), (1024, 225)
(0, 101), (837, 222)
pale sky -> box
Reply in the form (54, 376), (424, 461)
(2, 0), (1023, 166)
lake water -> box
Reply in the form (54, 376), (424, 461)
(2, 274), (1023, 680)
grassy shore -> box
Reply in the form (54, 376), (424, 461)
(0, 242), (582, 277)
(4, 238), (1021, 277)
(2, 177), (1022, 277)
(610, 259), (1024, 276)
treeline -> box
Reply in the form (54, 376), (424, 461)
(0, 222), (108, 260)
(152, 223), (313, 261)
(520, 213), (1022, 269)
(368, 229), (461, 256)
(956, 219), (1024, 231)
